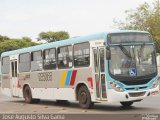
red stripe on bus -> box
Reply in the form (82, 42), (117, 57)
(87, 77), (93, 88)
(70, 70), (77, 86)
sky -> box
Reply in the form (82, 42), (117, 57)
(0, 0), (153, 41)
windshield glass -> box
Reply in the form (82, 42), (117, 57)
(109, 45), (157, 77)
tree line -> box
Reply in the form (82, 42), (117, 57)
(0, 31), (69, 55)
(0, 36), (38, 55)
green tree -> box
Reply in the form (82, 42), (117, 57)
(0, 35), (10, 42)
(22, 36), (32, 42)
(38, 31), (70, 42)
(114, 0), (160, 52)
(0, 36), (38, 55)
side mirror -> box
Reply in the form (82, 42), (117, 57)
(106, 46), (111, 60)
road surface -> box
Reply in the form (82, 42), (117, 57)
(0, 92), (160, 120)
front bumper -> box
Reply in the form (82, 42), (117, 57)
(107, 85), (159, 103)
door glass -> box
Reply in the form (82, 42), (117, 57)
(11, 61), (17, 77)
(99, 49), (105, 72)
(15, 61), (17, 77)
(101, 74), (107, 98)
(11, 62), (14, 77)
(93, 49), (99, 73)
(95, 74), (100, 98)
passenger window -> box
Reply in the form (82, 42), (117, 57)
(43, 48), (56, 69)
(31, 51), (42, 71)
(1, 57), (10, 74)
(19, 53), (30, 72)
(74, 42), (90, 67)
(57, 46), (73, 68)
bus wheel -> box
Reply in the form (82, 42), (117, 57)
(78, 86), (94, 109)
(120, 101), (133, 107)
(23, 86), (40, 104)
(23, 86), (33, 104)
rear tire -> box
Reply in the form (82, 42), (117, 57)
(120, 101), (133, 107)
(78, 86), (94, 109)
(23, 86), (40, 104)
(23, 85), (33, 104)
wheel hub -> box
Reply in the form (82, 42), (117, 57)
(81, 92), (87, 104)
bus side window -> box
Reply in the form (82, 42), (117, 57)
(74, 42), (90, 67)
(57, 45), (73, 69)
(19, 53), (30, 72)
(43, 48), (56, 70)
(31, 51), (43, 71)
(1, 57), (10, 74)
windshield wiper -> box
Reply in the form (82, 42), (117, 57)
(137, 44), (145, 64)
(119, 45), (132, 59)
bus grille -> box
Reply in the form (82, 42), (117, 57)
(121, 78), (151, 85)
(129, 92), (146, 97)
(125, 86), (147, 90)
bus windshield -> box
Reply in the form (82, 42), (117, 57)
(109, 44), (157, 77)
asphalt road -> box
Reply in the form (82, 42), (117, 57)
(0, 92), (160, 120)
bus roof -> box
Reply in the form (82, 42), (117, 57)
(1, 30), (149, 57)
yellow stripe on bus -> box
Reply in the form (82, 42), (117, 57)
(60, 71), (67, 86)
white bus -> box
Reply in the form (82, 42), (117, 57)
(1, 30), (159, 108)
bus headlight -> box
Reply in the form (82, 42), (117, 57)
(151, 80), (159, 89)
(110, 82), (124, 92)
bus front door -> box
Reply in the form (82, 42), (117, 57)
(11, 60), (18, 97)
(93, 47), (107, 100)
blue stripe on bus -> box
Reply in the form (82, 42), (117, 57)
(65, 70), (72, 86)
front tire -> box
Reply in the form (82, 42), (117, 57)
(78, 86), (94, 109)
(120, 101), (133, 107)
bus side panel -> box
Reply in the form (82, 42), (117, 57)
(31, 88), (54, 100)
(74, 68), (96, 101)
(19, 67), (93, 101)
(1, 74), (12, 97)
(1, 75), (10, 88)
(54, 68), (93, 100)
(54, 88), (75, 100)
(19, 72), (55, 99)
